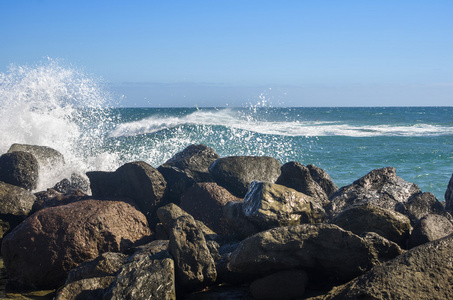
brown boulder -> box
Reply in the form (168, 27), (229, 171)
(1, 199), (152, 289)
(180, 182), (240, 234)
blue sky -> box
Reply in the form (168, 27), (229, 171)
(1, 1), (452, 107)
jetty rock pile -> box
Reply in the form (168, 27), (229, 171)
(1, 143), (453, 299)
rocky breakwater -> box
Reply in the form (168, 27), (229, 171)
(0, 143), (453, 299)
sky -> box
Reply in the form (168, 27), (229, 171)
(1, 1), (452, 107)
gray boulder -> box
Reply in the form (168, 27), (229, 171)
(168, 215), (217, 290)
(0, 151), (39, 190)
(326, 167), (420, 219)
(228, 224), (400, 286)
(330, 203), (411, 248)
(319, 233), (453, 299)
(209, 156), (281, 198)
(8, 143), (65, 168)
(445, 172), (453, 212)
(250, 270), (309, 300)
(0, 181), (36, 238)
(396, 192), (448, 226)
(87, 161), (167, 226)
(103, 251), (176, 300)
(408, 213), (453, 248)
(56, 276), (115, 300)
(222, 201), (262, 239)
(54, 173), (90, 194)
(360, 232), (404, 262)
(307, 164), (338, 197)
(276, 162), (330, 206)
(243, 181), (325, 231)
(65, 252), (127, 284)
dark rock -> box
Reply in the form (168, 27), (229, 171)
(180, 182), (240, 234)
(0, 181), (36, 239)
(157, 203), (192, 234)
(407, 213), (453, 248)
(8, 143), (65, 168)
(54, 173), (90, 194)
(55, 276), (115, 300)
(320, 233), (453, 299)
(446, 172), (453, 212)
(103, 251), (176, 300)
(307, 164), (338, 197)
(185, 285), (253, 300)
(87, 161), (167, 226)
(360, 232), (404, 262)
(228, 224), (400, 286)
(326, 167), (420, 219)
(127, 239), (169, 262)
(0, 151), (39, 190)
(222, 201), (262, 239)
(31, 188), (87, 214)
(330, 203), (411, 248)
(396, 192), (448, 226)
(243, 181), (325, 231)
(66, 252), (127, 284)
(208, 156), (281, 198)
(169, 215), (217, 290)
(1, 199), (152, 289)
(276, 162), (329, 206)
(250, 270), (308, 300)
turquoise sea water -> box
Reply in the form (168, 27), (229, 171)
(1, 61), (452, 200)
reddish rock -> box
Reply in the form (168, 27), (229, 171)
(1, 199), (152, 289)
(180, 182), (240, 234)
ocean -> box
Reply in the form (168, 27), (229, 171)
(1, 61), (452, 201)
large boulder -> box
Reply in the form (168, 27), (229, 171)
(31, 189), (87, 214)
(407, 213), (453, 248)
(396, 192), (448, 226)
(1, 199), (152, 289)
(307, 164), (338, 197)
(0, 151), (39, 190)
(168, 215), (217, 290)
(8, 143), (65, 168)
(276, 162), (330, 206)
(208, 156), (281, 198)
(319, 233), (453, 299)
(445, 172), (453, 212)
(330, 203), (411, 248)
(180, 182), (240, 235)
(158, 144), (219, 204)
(87, 161), (167, 226)
(326, 167), (420, 219)
(242, 181), (325, 231)
(0, 181), (36, 239)
(55, 276), (115, 300)
(222, 201), (262, 239)
(228, 224), (400, 286)
(103, 250), (176, 300)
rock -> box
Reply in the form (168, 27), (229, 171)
(103, 251), (176, 300)
(169, 215), (217, 290)
(55, 276), (115, 300)
(185, 285), (253, 300)
(87, 161), (167, 226)
(307, 164), (338, 197)
(360, 232), (404, 262)
(54, 173), (90, 194)
(330, 203), (411, 248)
(276, 162), (329, 206)
(228, 224), (399, 286)
(1, 199), (152, 289)
(446, 172), (453, 212)
(396, 192), (448, 226)
(180, 182), (240, 234)
(127, 239), (169, 262)
(0, 151), (39, 190)
(250, 270), (309, 300)
(209, 156), (282, 198)
(326, 167), (420, 219)
(65, 252), (127, 284)
(0, 181), (36, 239)
(243, 181), (325, 231)
(8, 143), (65, 168)
(407, 214), (453, 248)
(222, 201), (262, 239)
(157, 203), (192, 233)
(31, 188), (87, 214)
(320, 233), (453, 299)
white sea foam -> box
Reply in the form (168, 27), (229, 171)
(0, 59), (117, 190)
(109, 109), (453, 138)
